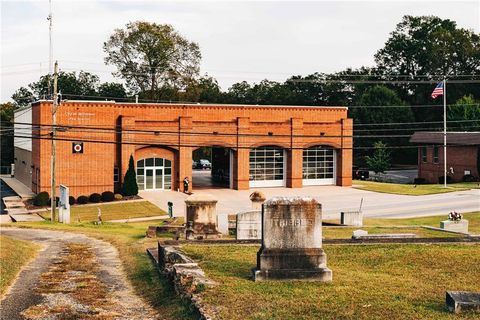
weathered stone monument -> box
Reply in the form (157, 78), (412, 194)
(236, 211), (261, 240)
(58, 184), (70, 224)
(185, 193), (221, 239)
(340, 210), (363, 227)
(253, 197), (332, 282)
(249, 191), (266, 210)
(440, 220), (469, 234)
(446, 291), (480, 313)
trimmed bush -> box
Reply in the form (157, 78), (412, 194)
(101, 191), (115, 202)
(438, 176), (453, 184)
(122, 155), (138, 196)
(114, 193), (123, 201)
(77, 195), (89, 204)
(48, 197), (59, 207)
(462, 174), (477, 182)
(89, 193), (101, 203)
(413, 177), (427, 185)
(33, 191), (50, 206)
(69, 196), (76, 206)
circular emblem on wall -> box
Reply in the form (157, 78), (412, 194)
(72, 142), (84, 154)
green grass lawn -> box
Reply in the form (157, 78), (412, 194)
(0, 235), (40, 296)
(182, 243), (480, 320)
(38, 200), (166, 222)
(353, 180), (480, 195)
(324, 211), (480, 237)
(1, 221), (196, 319)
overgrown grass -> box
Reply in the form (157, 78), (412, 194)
(183, 243), (480, 320)
(354, 180), (480, 195)
(38, 200), (166, 222)
(0, 235), (40, 296)
(1, 221), (196, 319)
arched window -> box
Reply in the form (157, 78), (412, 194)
(303, 146), (336, 185)
(249, 146), (285, 187)
(136, 157), (172, 190)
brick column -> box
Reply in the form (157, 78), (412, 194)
(120, 116), (136, 183)
(177, 117), (193, 192)
(337, 118), (353, 186)
(233, 117), (250, 190)
(287, 118), (303, 188)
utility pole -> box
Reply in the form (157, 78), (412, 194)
(443, 77), (447, 188)
(47, 0), (53, 97)
(51, 61), (58, 222)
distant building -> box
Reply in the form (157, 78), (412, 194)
(14, 100), (353, 196)
(410, 132), (480, 183)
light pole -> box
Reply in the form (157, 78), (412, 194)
(50, 61), (58, 222)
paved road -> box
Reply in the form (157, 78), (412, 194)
(140, 185), (480, 220)
(0, 228), (159, 320)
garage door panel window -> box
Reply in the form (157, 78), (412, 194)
(303, 146), (336, 185)
(249, 146), (285, 187)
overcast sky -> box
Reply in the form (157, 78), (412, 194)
(1, 0), (479, 102)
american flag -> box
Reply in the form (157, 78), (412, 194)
(431, 81), (444, 99)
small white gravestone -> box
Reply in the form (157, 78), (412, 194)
(352, 230), (368, 239)
(217, 213), (229, 235)
(440, 220), (469, 234)
(59, 185), (70, 224)
(236, 211), (261, 240)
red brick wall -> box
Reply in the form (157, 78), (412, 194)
(418, 145), (479, 183)
(32, 101), (353, 196)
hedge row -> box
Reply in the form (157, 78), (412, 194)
(32, 191), (122, 206)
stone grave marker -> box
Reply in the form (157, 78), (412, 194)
(440, 220), (469, 234)
(185, 193), (221, 239)
(446, 291), (480, 313)
(249, 191), (266, 210)
(253, 197), (332, 282)
(217, 213), (229, 235)
(236, 211), (261, 240)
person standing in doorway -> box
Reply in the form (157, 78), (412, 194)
(183, 177), (190, 193)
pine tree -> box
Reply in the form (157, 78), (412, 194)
(122, 155), (138, 196)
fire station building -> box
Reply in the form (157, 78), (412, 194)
(14, 100), (352, 197)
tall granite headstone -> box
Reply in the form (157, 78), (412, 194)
(185, 193), (220, 239)
(236, 210), (261, 240)
(253, 197), (332, 282)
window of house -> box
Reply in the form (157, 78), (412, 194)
(433, 146), (439, 163)
(421, 146), (427, 162)
(114, 166), (119, 183)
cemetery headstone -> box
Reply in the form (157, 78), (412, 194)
(236, 211), (261, 240)
(249, 191), (266, 210)
(59, 185), (70, 224)
(185, 193), (221, 239)
(440, 220), (469, 234)
(253, 197), (332, 282)
(446, 291), (480, 314)
(217, 213), (229, 235)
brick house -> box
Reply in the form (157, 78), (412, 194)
(14, 100), (353, 197)
(410, 132), (480, 183)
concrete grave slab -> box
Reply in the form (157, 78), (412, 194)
(446, 291), (480, 314)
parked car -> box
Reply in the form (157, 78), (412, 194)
(353, 165), (369, 180)
(192, 160), (198, 169)
(196, 159), (212, 169)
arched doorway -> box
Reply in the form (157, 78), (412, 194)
(249, 146), (286, 187)
(136, 157), (172, 191)
(302, 145), (336, 185)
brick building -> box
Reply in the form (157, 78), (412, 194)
(14, 100), (353, 197)
(410, 131), (480, 183)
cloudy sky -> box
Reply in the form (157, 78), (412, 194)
(1, 0), (479, 102)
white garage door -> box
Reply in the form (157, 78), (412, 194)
(302, 146), (336, 186)
(249, 146), (285, 188)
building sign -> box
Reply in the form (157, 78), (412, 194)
(72, 142), (83, 154)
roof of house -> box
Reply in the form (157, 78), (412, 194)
(410, 132), (480, 146)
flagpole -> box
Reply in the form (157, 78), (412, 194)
(443, 77), (447, 188)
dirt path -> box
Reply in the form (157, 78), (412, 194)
(0, 228), (160, 320)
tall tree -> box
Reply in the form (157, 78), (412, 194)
(0, 102), (18, 167)
(374, 15), (480, 121)
(104, 21), (201, 100)
(447, 95), (480, 130)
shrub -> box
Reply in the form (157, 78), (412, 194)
(101, 191), (115, 202)
(77, 195), (89, 204)
(413, 177), (427, 185)
(48, 197), (59, 207)
(33, 191), (50, 206)
(89, 193), (102, 203)
(122, 155), (138, 196)
(462, 174), (477, 182)
(114, 193), (123, 201)
(69, 196), (76, 205)
(438, 176), (453, 184)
